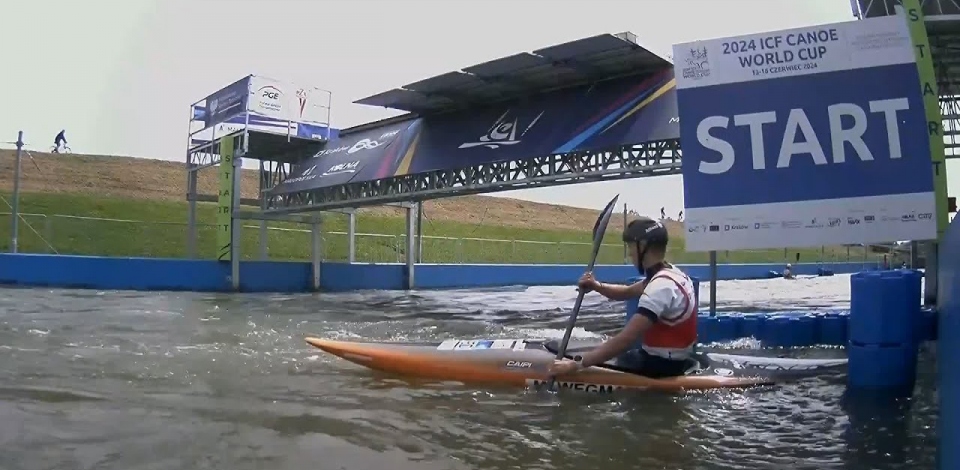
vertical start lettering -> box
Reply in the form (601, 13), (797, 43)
(902, 0), (949, 239)
(216, 136), (235, 261)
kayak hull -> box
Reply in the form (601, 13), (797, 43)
(306, 337), (848, 393)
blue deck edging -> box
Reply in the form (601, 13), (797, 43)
(0, 253), (875, 293)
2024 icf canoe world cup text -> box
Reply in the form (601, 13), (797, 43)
(724, 28), (840, 77)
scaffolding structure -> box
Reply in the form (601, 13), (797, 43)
(184, 74), (335, 288)
(271, 32), (678, 291)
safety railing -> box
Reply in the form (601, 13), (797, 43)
(0, 212), (895, 267)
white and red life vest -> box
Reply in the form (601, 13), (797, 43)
(636, 265), (698, 360)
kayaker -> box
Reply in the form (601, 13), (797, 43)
(783, 263), (795, 279)
(548, 217), (698, 379)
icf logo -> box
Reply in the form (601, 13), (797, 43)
(296, 88), (308, 118)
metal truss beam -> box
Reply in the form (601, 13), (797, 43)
(187, 139), (223, 171)
(263, 139), (681, 214)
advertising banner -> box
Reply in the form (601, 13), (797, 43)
(272, 68), (680, 195)
(673, 14), (936, 251)
(247, 75), (329, 125)
(203, 77), (249, 128)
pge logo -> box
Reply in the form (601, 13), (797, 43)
(256, 85), (283, 112)
(261, 87), (281, 100)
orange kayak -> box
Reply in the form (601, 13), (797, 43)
(305, 337), (848, 393)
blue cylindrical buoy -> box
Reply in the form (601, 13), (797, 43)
(848, 270), (922, 395)
(818, 312), (848, 346)
(793, 315), (818, 347)
(849, 271), (920, 345)
(698, 315), (719, 344)
(740, 315), (765, 340)
(847, 343), (918, 393)
(760, 316), (794, 347)
(714, 316), (738, 342)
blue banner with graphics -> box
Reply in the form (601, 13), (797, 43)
(673, 15), (936, 251)
(270, 68), (679, 195)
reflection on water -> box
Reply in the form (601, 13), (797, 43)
(0, 274), (936, 470)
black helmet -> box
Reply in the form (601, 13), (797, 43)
(622, 217), (668, 248)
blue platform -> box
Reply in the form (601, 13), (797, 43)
(938, 217), (960, 470)
(0, 253), (875, 292)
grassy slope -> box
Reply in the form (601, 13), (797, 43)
(0, 150), (867, 264)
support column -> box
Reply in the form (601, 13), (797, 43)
(405, 204), (416, 289)
(925, 241), (938, 307)
(10, 131), (23, 253)
(311, 216), (322, 291)
(416, 201), (424, 263)
(708, 250), (718, 316)
(258, 162), (269, 260)
(347, 211), (357, 263)
(229, 150), (243, 291)
(186, 166), (198, 258)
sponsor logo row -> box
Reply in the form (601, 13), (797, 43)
(687, 212), (933, 233)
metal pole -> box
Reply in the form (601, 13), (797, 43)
(311, 216), (322, 291)
(416, 201), (424, 263)
(258, 162), (269, 260)
(185, 102), (198, 259)
(186, 169), (197, 258)
(347, 211), (356, 263)
(709, 250), (718, 316)
(230, 137), (243, 291)
(622, 203), (628, 263)
(924, 241), (938, 307)
(10, 131), (23, 253)
(406, 205), (415, 289)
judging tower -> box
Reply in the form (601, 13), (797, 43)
(184, 75), (334, 263)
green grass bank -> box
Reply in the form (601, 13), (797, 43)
(0, 191), (870, 265)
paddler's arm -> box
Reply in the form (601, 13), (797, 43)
(578, 312), (654, 368)
(591, 280), (646, 301)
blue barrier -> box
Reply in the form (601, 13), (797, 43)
(0, 254), (410, 292)
(0, 254), (876, 292)
(847, 270), (923, 396)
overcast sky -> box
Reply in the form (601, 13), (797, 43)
(5, 0), (951, 217)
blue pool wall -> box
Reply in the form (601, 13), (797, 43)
(937, 215), (960, 470)
(0, 253), (872, 292)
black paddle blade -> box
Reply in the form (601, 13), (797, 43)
(545, 194), (620, 392)
(589, 195), (620, 260)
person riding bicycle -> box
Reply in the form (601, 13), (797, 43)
(53, 130), (67, 153)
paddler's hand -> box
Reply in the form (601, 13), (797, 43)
(577, 272), (600, 293)
(549, 358), (582, 376)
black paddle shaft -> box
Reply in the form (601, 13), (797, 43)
(548, 194), (620, 390)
